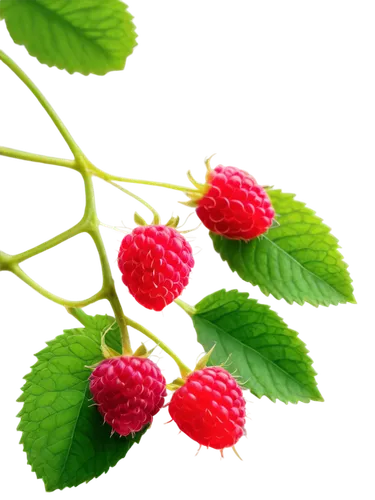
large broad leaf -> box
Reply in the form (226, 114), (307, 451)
(191, 289), (323, 404)
(211, 189), (355, 307)
(0, 0), (137, 75)
(17, 310), (147, 492)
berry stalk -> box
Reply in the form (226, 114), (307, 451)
(88, 162), (199, 196)
(124, 316), (191, 378)
(108, 180), (160, 225)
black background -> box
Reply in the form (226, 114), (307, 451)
(0, 1), (361, 497)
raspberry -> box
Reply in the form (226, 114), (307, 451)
(196, 165), (275, 240)
(168, 366), (246, 450)
(118, 225), (194, 311)
(90, 356), (167, 436)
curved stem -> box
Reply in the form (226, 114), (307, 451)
(0, 146), (77, 169)
(10, 264), (104, 308)
(108, 180), (160, 224)
(174, 298), (196, 316)
(10, 222), (85, 264)
(125, 316), (191, 377)
(0, 50), (83, 159)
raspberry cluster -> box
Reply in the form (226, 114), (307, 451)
(98, 164), (256, 449)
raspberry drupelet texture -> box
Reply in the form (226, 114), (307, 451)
(118, 225), (194, 311)
(196, 165), (275, 240)
(90, 356), (167, 436)
(169, 366), (246, 450)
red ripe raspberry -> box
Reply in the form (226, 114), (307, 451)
(118, 225), (194, 311)
(168, 366), (246, 450)
(90, 356), (167, 436)
(196, 165), (275, 240)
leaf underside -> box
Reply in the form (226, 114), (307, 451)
(211, 189), (355, 307)
(0, 0), (137, 75)
(192, 289), (323, 404)
(17, 311), (147, 492)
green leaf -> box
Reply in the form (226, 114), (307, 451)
(17, 311), (147, 492)
(211, 189), (355, 307)
(0, 0), (137, 75)
(192, 289), (323, 404)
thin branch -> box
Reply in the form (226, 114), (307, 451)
(0, 146), (77, 169)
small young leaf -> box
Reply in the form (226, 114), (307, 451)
(191, 289), (323, 404)
(18, 312), (147, 492)
(211, 189), (355, 307)
(0, 0), (137, 75)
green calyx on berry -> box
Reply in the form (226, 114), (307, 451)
(133, 343), (157, 358)
(132, 208), (151, 226)
(194, 345), (216, 371)
(166, 346), (216, 391)
(180, 153), (217, 208)
(99, 321), (156, 360)
(165, 215), (180, 228)
(128, 208), (202, 240)
(166, 377), (185, 391)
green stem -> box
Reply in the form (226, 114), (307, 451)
(89, 163), (199, 195)
(0, 146), (77, 169)
(0, 50), (83, 160)
(108, 180), (160, 224)
(108, 293), (132, 356)
(125, 316), (191, 377)
(10, 222), (84, 264)
(81, 170), (132, 355)
(174, 298), (196, 316)
(10, 264), (104, 308)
